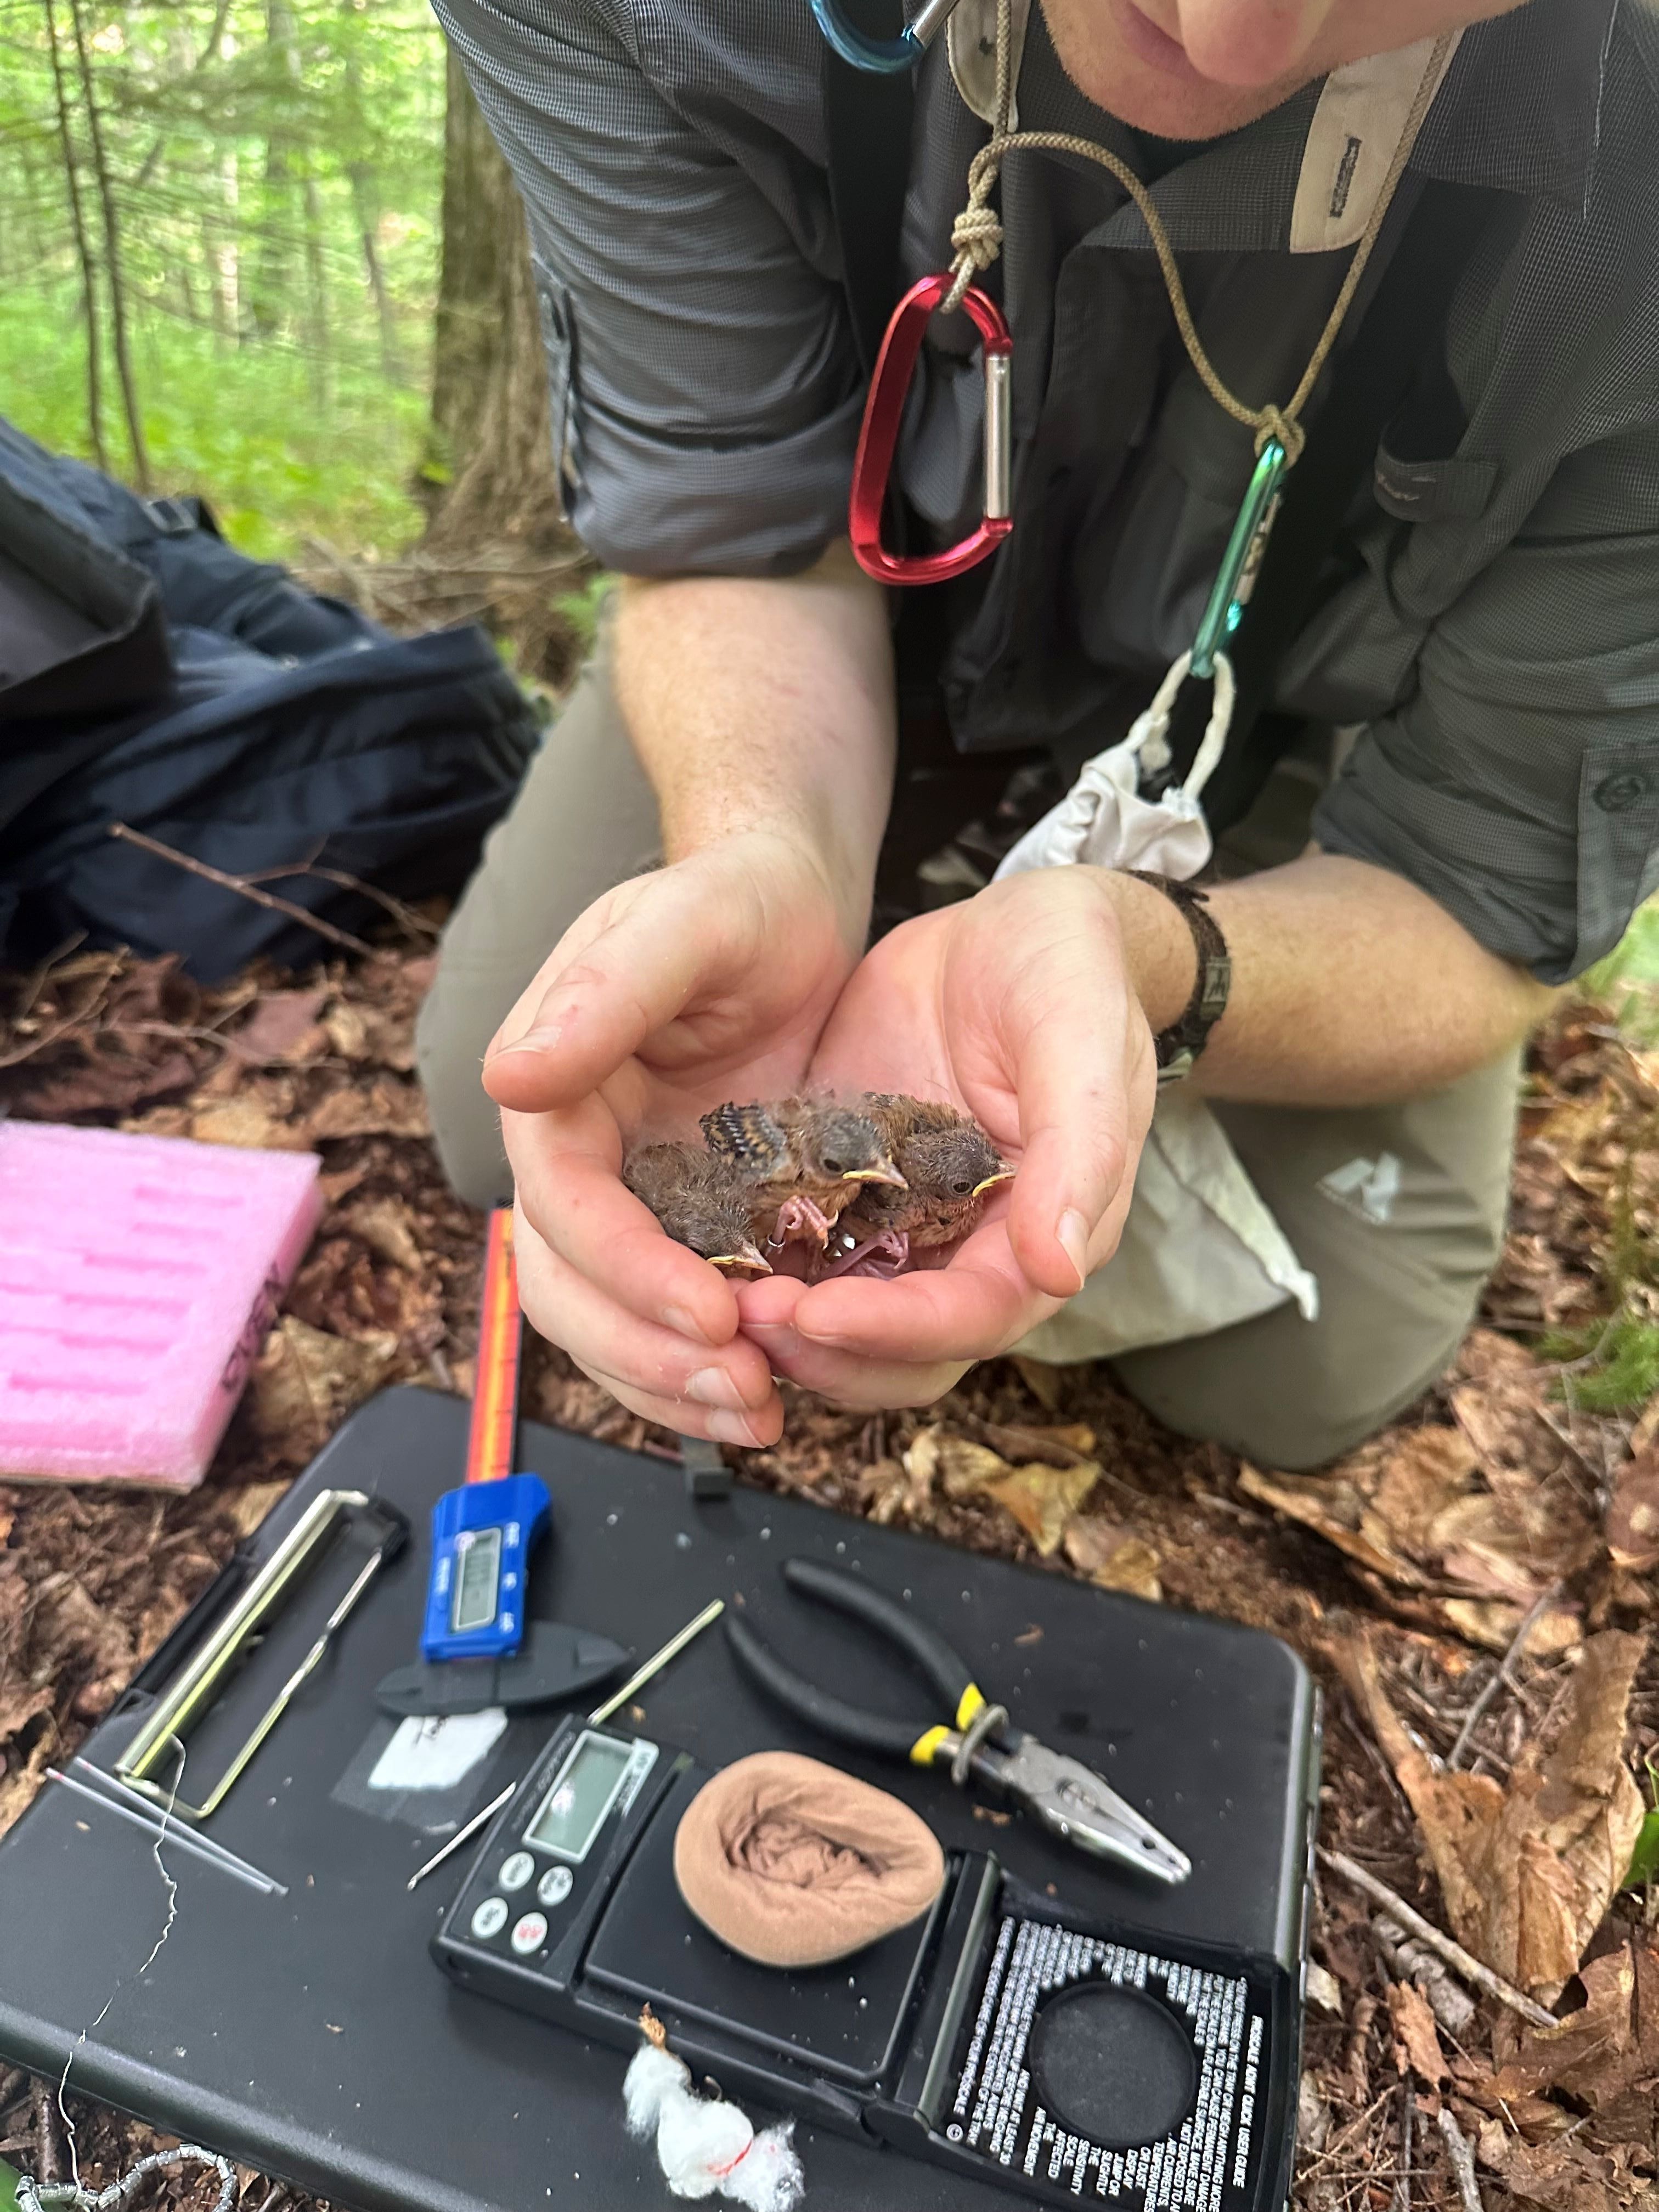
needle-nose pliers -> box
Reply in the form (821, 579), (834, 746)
(726, 1556), (1190, 1886)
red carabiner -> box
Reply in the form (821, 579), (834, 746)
(849, 273), (1013, 586)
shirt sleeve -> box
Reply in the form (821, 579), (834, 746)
(431, 0), (863, 576)
(1312, 432), (1659, 984)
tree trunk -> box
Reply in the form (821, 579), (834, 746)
(347, 162), (404, 386)
(42, 0), (108, 472)
(66, 0), (150, 488)
(248, 0), (298, 338)
(212, 149), (242, 345)
(302, 170), (332, 409)
(423, 49), (563, 554)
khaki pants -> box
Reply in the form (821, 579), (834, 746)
(416, 645), (1520, 1472)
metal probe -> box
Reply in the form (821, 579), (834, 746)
(587, 1597), (724, 1725)
(405, 1596), (725, 1892)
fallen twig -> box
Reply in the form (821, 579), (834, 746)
(30, 2076), (64, 2183)
(1436, 2106), (1483, 2212)
(108, 824), (374, 957)
(1318, 1850), (1557, 2029)
(1446, 1579), (1563, 1771)
(1393, 2085), (1414, 2212)
(1374, 1914), (1475, 2036)
(245, 856), (438, 944)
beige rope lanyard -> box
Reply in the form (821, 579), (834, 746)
(943, 0), (1457, 468)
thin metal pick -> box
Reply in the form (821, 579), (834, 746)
(587, 1596), (724, 1725)
(403, 1596), (725, 1892)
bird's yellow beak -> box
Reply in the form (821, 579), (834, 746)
(710, 1244), (772, 1275)
(843, 1161), (907, 1189)
(971, 1170), (1015, 1198)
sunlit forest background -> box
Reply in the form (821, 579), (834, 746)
(0, 0), (454, 561)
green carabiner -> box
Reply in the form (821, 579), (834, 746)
(1189, 438), (1288, 681)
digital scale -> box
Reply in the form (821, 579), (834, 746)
(432, 1713), (1297, 2211)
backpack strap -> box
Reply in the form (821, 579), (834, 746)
(1167, 177), (1508, 833)
(822, 2), (916, 375)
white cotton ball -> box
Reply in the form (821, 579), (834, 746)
(624, 2043), (690, 2140)
(655, 2089), (755, 2199)
(619, 2042), (805, 2211)
(721, 2122), (804, 2212)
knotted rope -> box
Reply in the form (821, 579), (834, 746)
(943, 0), (1455, 466)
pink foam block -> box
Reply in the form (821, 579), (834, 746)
(0, 1121), (323, 1488)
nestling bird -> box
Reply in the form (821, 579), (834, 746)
(699, 1096), (906, 1253)
(817, 1096), (1011, 1278)
(622, 1143), (772, 1274)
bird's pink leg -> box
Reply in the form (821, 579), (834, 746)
(766, 1195), (833, 1250)
(814, 1228), (910, 1280)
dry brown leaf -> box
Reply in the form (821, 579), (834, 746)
(988, 1462), (1099, 1555)
(320, 996), (417, 1072)
(1499, 2134), (1655, 2212)
(1242, 1400), (1596, 1644)
(0, 1680), (54, 1742)
(1351, 1632), (1647, 2000)
(250, 1316), (400, 1462)
(1387, 1978), (1447, 2081)
(219, 1480), (293, 1539)
(1441, 1597), (1583, 1657)
(906, 1427), (1012, 1501)
(229, 988), (329, 1063)
(323, 1000), (370, 1059)
(38, 1579), (133, 1680)
(1009, 1355), (1066, 1410)
(189, 1091), (312, 1151)
(1491, 1942), (1659, 2136)
(1063, 1516), (1163, 1602)
(305, 1079), (430, 1142)
(0, 1729), (57, 1838)
(1608, 1447), (1659, 1575)
(343, 1195), (424, 1273)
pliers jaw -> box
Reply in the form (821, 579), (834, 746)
(968, 1735), (1193, 1887)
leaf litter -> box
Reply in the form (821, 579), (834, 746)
(0, 942), (1656, 2212)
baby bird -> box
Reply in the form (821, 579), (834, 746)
(622, 1142), (772, 1274)
(699, 1096), (906, 1252)
(818, 1096), (1011, 1277)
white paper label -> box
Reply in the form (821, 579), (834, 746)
(368, 1708), (507, 1792)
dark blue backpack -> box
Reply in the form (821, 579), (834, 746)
(0, 415), (540, 979)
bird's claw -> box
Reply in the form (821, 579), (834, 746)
(766, 1195), (834, 1250)
(813, 1228), (911, 1280)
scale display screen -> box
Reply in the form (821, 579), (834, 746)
(524, 1731), (634, 1863)
(450, 1527), (502, 1634)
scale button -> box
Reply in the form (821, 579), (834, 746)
(510, 1911), (549, 1956)
(470, 1897), (509, 1940)
(498, 1851), (535, 1892)
(537, 1865), (574, 1909)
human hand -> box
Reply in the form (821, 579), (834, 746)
(481, 830), (864, 1446)
(731, 868), (1161, 1408)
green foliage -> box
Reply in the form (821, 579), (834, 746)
(1542, 1310), (1659, 1415)
(1624, 1758), (1659, 1890)
(0, 2158), (17, 2212)
(552, 572), (617, 659)
(1580, 897), (1659, 1047)
(0, 0), (444, 563)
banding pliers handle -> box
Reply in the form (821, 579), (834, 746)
(725, 1556), (992, 1769)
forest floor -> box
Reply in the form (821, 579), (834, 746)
(1, 934), (1657, 2212)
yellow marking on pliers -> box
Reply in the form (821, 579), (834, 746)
(956, 1684), (986, 1731)
(910, 1724), (952, 1768)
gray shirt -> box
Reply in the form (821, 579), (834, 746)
(434, 0), (1659, 984)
